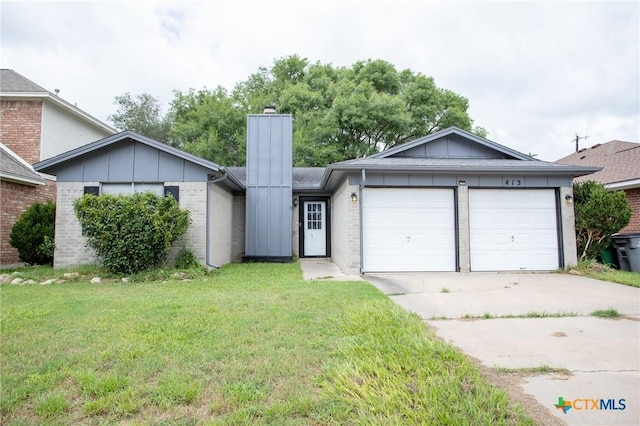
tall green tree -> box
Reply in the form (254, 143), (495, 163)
(169, 87), (245, 165)
(114, 55), (484, 166)
(108, 92), (171, 142)
(573, 181), (632, 260)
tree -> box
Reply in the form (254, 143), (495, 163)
(108, 92), (171, 142)
(9, 201), (56, 265)
(169, 87), (246, 166)
(168, 55), (484, 166)
(573, 181), (632, 260)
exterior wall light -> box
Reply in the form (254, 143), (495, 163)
(351, 192), (358, 202)
(293, 197), (298, 207)
(565, 194), (573, 203)
(458, 180), (466, 186)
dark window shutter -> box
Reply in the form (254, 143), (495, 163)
(164, 186), (179, 202)
(83, 186), (100, 196)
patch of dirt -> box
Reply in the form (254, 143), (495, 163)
(475, 360), (568, 426)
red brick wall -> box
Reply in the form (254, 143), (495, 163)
(619, 188), (640, 234)
(0, 179), (56, 267)
(0, 100), (43, 163)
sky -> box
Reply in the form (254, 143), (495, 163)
(2, 0), (638, 161)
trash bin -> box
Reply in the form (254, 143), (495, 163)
(611, 233), (640, 272)
(599, 244), (617, 267)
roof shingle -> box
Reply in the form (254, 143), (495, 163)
(0, 69), (48, 93)
(556, 140), (640, 185)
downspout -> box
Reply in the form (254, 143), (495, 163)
(206, 169), (229, 270)
(359, 168), (366, 274)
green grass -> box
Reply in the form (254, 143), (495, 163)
(591, 308), (621, 318)
(494, 365), (571, 375)
(1, 263), (533, 425)
(574, 260), (640, 288)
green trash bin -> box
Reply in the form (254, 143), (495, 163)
(611, 233), (640, 272)
(599, 246), (617, 267)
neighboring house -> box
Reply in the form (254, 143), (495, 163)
(556, 141), (639, 234)
(0, 69), (116, 267)
(35, 113), (598, 274)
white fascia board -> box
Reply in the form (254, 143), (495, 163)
(0, 172), (45, 186)
(1, 91), (116, 135)
(605, 179), (640, 191)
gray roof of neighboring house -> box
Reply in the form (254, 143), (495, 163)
(556, 140), (640, 186)
(0, 69), (48, 92)
(0, 143), (45, 185)
(1, 69), (116, 135)
(33, 131), (245, 190)
(228, 167), (326, 190)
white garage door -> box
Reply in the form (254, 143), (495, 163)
(469, 189), (559, 271)
(363, 188), (456, 272)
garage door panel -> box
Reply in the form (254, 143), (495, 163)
(363, 188), (455, 272)
(470, 189), (559, 271)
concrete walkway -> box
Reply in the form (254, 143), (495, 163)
(299, 258), (363, 281)
(366, 272), (640, 426)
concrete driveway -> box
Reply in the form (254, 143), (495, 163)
(365, 272), (640, 426)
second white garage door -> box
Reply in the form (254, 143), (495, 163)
(362, 188), (456, 272)
(469, 189), (559, 271)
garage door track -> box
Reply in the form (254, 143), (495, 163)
(365, 272), (640, 426)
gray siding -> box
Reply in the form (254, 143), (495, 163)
(394, 134), (509, 159)
(53, 140), (212, 182)
(244, 115), (293, 259)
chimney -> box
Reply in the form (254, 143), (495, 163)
(243, 111), (293, 262)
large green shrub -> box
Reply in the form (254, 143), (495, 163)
(73, 192), (190, 274)
(9, 201), (56, 265)
(573, 181), (632, 260)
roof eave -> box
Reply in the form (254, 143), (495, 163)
(326, 163), (602, 176)
(0, 172), (45, 186)
(1, 91), (117, 135)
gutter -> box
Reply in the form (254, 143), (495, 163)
(205, 169), (230, 270)
(359, 168), (366, 274)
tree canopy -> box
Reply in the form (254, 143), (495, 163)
(109, 55), (485, 166)
(108, 92), (171, 143)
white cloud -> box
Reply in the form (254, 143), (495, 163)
(2, 0), (637, 161)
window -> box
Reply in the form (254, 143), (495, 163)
(83, 184), (179, 202)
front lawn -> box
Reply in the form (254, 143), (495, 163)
(1, 263), (532, 425)
(573, 260), (640, 288)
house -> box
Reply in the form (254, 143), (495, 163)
(34, 112), (599, 273)
(556, 141), (640, 234)
(0, 69), (116, 267)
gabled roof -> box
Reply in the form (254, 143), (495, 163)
(0, 69), (48, 92)
(370, 126), (533, 160)
(0, 143), (45, 186)
(33, 131), (245, 190)
(228, 167), (326, 191)
(556, 140), (640, 189)
(321, 127), (601, 190)
(0, 69), (116, 135)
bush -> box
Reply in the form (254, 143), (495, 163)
(174, 248), (200, 269)
(74, 192), (190, 274)
(9, 201), (56, 265)
(574, 181), (632, 260)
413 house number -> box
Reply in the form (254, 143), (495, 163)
(504, 178), (523, 186)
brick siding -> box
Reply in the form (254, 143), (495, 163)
(331, 178), (360, 274)
(620, 188), (640, 234)
(0, 179), (56, 267)
(0, 100), (43, 164)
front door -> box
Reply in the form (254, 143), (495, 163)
(303, 201), (327, 256)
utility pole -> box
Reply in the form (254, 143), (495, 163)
(573, 134), (588, 152)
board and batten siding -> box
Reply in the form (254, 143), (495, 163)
(40, 101), (112, 161)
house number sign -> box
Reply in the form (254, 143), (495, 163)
(504, 178), (523, 187)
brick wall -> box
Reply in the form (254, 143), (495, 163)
(0, 179), (56, 267)
(208, 183), (234, 266)
(231, 195), (245, 261)
(0, 100), (43, 164)
(620, 188), (640, 234)
(331, 178), (360, 274)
